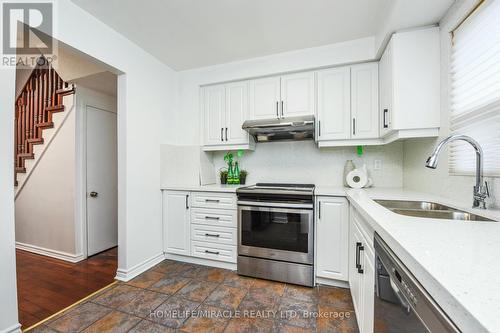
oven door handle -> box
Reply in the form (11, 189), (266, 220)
(237, 201), (313, 209)
(389, 276), (412, 315)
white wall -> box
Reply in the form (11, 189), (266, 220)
(0, 63), (21, 333)
(170, 37), (376, 146)
(51, 0), (177, 278)
(403, 0), (500, 208)
(15, 96), (78, 258)
(15, 85), (117, 264)
(164, 37), (408, 189)
(0, 0), (177, 329)
(211, 141), (403, 188)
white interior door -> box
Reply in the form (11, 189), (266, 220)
(86, 106), (117, 256)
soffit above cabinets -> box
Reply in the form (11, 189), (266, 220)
(71, 0), (453, 70)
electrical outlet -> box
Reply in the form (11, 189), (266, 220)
(374, 159), (382, 171)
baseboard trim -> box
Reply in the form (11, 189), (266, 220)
(165, 253), (237, 271)
(315, 277), (350, 288)
(115, 252), (165, 282)
(15, 242), (85, 263)
(0, 323), (21, 333)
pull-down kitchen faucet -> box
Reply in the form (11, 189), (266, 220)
(426, 135), (489, 209)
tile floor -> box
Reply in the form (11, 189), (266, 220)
(31, 260), (359, 333)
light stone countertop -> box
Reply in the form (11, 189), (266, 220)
(160, 184), (500, 331)
(161, 184), (244, 193)
(345, 188), (500, 333)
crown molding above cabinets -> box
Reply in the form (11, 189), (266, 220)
(200, 26), (440, 151)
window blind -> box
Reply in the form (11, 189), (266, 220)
(450, 0), (500, 176)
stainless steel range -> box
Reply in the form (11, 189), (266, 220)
(236, 183), (315, 286)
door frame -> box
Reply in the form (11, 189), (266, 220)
(75, 86), (117, 259)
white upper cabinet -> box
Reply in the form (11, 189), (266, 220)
(351, 63), (379, 139)
(280, 72), (315, 118)
(225, 81), (249, 145)
(249, 77), (281, 120)
(379, 27), (440, 138)
(203, 85), (225, 145)
(249, 73), (314, 120)
(317, 67), (351, 140)
(317, 63), (379, 146)
(379, 41), (393, 137)
(202, 82), (254, 151)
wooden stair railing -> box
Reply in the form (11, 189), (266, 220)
(14, 59), (75, 186)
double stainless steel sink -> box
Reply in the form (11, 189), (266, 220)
(375, 200), (495, 222)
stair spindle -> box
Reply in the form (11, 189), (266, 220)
(14, 58), (74, 185)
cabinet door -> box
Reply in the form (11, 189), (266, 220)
(361, 246), (375, 333)
(281, 72), (315, 118)
(379, 41), (393, 137)
(316, 67), (351, 140)
(203, 85), (226, 145)
(249, 77), (281, 120)
(316, 197), (349, 281)
(349, 222), (364, 324)
(163, 191), (191, 256)
(351, 63), (379, 139)
(225, 81), (249, 144)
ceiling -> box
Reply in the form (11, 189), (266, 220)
(71, 0), (454, 71)
(72, 71), (117, 97)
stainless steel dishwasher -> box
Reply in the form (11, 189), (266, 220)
(374, 234), (460, 333)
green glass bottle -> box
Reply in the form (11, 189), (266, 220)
(227, 161), (235, 184)
(234, 161), (240, 184)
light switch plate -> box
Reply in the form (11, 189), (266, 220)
(374, 159), (382, 171)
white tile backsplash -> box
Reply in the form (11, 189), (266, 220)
(211, 140), (403, 187)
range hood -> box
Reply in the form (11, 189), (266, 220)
(242, 115), (315, 142)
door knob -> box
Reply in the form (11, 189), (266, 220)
(89, 191), (98, 198)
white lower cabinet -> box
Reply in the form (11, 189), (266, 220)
(163, 191), (191, 256)
(191, 241), (237, 262)
(190, 224), (237, 245)
(349, 206), (375, 333)
(162, 190), (237, 264)
(315, 196), (349, 282)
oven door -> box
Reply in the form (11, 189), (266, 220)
(238, 204), (314, 265)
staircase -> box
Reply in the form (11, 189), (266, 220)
(14, 59), (75, 187)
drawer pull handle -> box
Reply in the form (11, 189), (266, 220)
(205, 233), (220, 238)
(205, 250), (220, 255)
(205, 199), (220, 203)
(205, 216), (220, 220)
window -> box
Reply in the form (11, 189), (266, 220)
(450, 0), (500, 176)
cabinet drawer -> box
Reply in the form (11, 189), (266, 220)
(191, 192), (236, 210)
(191, 208), (237, 228)
(191, 225), (237, 246)
(191, 241), (237, 263)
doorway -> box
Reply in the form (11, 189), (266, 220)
(86, 105), (118, 256)
(14, 64), (119, 329)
